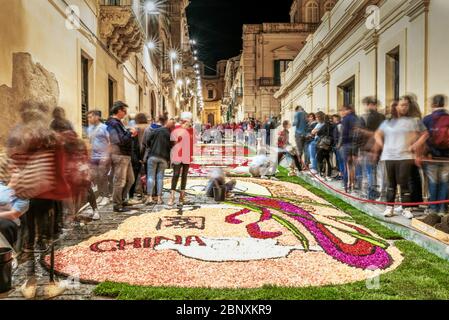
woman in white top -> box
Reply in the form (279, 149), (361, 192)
(374, 95), (428, 219)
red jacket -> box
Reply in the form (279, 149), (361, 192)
(171, 125), (194, 164)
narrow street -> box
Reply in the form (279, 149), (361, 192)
(1, 0), (449, 306)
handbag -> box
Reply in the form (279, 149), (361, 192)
(317, 125), (332, 151)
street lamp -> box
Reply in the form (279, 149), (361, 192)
(169, 50), (178, 60)
(144, 0), (160, 15)
(146, 40), (156, 50)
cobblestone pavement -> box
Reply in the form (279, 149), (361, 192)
(0, 190), (215, 300)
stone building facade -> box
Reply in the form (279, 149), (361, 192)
(200, 60), (226, 126)
(222, 55), (243, 122)
(275, 0), (449, 132)
(0, 0), (196, 141)
(234, 0), (337, 122)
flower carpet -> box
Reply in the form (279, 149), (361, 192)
(44, 178), (403, 289)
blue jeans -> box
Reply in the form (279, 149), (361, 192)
(147, 157), (169, 197)
(360, 152), (378, 199)
(341, 145), (354, 190)
(334, 148), (344, 175)
(304, 142), (311, 166)
(424, 163), (449, 212)
(308, 139), (318, 171)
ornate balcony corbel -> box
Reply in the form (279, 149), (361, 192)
(99, 3), (145, 62)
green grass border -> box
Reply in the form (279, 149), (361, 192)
(93, 169), (449, 300)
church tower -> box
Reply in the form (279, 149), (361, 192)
(290, 0), (337, 24)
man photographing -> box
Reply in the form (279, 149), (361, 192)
(106, 101), (138, 213)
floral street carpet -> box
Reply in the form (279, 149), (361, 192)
(44, 178), (403, 288)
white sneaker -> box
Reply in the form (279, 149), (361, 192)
(92, 210), (100, 221)
(394, 206), (404, 214)
(383, 206), (394, 217)
(310, 169), (318, 175)
(84, 208), (94, 216)
(402, 209), (414, 219)
(99, 197), (110, 206)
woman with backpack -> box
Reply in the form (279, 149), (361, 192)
(51, 107), (95, 222)
(422, 94), (449, 216)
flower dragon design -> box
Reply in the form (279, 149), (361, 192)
(226, 196), (392, 270)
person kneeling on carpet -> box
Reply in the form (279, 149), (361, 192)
(249, 151), (277, 179)
(205, 168), (236, 199)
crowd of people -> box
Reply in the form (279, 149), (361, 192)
(1, 100), (289, 261)
(2, 93), (449, 297)
(287, 94), (449, 220)
(201, 118), (278, 134)
(0, 100), (198, 298)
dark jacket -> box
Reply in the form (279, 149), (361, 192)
(423, 109), (449, 158)
(317, 122), (333, 140)
(106, 117), (133, 156)
(360, 110), (385, 152)
(144, 127), (172, 163)
(316, 122), (333, 151)
(360, 110), (385, 132)
(332, 122), (341, 148)
(341, 112), (360, 146)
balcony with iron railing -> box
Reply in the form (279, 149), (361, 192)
(258, 77), (281, 87)
(99, 0), (145, 62)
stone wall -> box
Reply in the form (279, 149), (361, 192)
(0, 52), (59, 144)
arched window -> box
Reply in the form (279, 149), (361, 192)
(207, 85), (216, 100)
(305, 1), (319, 23)
(324, 0), (336, 12)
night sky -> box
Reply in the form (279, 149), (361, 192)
(186, 0), (292, 75)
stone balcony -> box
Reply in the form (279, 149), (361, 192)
(258, 77), (281, 87)
(99, 0), (145, 62)
(161, 65), (174, 83)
